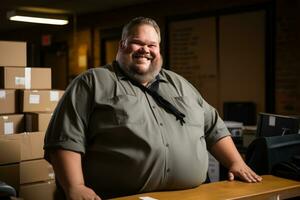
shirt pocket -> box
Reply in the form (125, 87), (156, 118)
(172, 96), (204, 127)
(112, 94), (145, 125)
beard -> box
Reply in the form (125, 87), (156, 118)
(117, 53), (163, 85)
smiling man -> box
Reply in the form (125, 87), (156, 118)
(44, 17), (261, 200)
(117, 19), (162, 86)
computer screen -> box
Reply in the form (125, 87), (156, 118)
(256, 113), (299, 137)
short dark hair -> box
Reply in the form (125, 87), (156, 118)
(121, 17), (161, 42)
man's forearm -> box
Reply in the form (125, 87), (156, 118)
(50, 149), (85, 192)
(210, 135), (244, 168)
(210, 135), (262, 182)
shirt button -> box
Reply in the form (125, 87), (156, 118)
(167, 168), (171, 173)
(159, 123), (163, 126)
(152, 105), (156, 109)
(166, 143), (169, 147)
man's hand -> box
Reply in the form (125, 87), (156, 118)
(228, 161), (262, 183)
(66, 184), (102, 200)
(210, 136), (262, 183)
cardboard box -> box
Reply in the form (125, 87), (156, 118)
(19, 181), (56, 200)
(0, 132), (45, 161)
(0, 67), (51, 89)
(25, 112), (52, 132)
(0, 160), (54, 193)
(0, 114), (24, 135)
(0, 89), (18, 114)
(21, 90), (64, 112)
(0, 41), (26, 67)
(0, 163), (20, 191)
(20, 159), (54, 184)
(0, 138), (20, 164)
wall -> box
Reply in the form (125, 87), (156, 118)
(0, 0), (299, 115)
(275, 0), (300, 115)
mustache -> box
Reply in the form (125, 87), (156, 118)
(132, 53), (153, 60)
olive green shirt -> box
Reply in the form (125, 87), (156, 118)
(44, 62), (230, 199)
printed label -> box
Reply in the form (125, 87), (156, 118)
(15, 77), (25, 86)
(0, 90), (5, 99)
(48, 172), (55, 179)
(4, 122), (14, 134)
(50, 91), (59, 102)
(269, 116), (276, 127)
(29, 94), (40, 104)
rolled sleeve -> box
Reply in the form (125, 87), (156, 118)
(44, 71), (94, 160)
(202, 99), (231, 149)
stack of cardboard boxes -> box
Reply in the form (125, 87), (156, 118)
(0, 41), (64, 200)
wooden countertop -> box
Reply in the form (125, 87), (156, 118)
(112, 175), (300, 200)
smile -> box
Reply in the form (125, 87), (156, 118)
(133, 54), (153, 60)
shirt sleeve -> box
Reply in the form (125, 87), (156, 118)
(201, 98), (231, 149)
(44, 70), (94, 161)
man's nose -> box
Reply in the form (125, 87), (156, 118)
(139, 45), (150, 53)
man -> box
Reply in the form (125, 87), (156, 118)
(44, 17), (262, 200)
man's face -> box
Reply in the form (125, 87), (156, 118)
(117, 24), (162, 85)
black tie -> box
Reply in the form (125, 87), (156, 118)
(145, 80), (186, 125)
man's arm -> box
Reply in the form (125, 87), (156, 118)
(210, 136), (262, 182)
(50, 149), (101, 200)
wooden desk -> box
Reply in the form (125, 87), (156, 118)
(112, 175), (300, 200)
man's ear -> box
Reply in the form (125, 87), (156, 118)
(119, 40), (126, 49)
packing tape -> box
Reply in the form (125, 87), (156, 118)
(25, 68), (31, 89)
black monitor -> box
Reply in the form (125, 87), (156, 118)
(246, 134), (300, 175)
(223, 102), (256, 125)
(256, 113), (300, 137)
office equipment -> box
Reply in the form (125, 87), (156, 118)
(245, 134), (300, 175)
(0, 181), (16, 198)
(223, 102), (256, 125)
(272, 155), (300, 181)
(112, 175), (300, 200)
(256, 113), (299, 137)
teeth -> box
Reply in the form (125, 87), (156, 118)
(133, 54), (152, 60)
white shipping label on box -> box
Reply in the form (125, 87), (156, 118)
(49, 172), (55, 179)
(0, 90), (5, 99)
(29, 94), (40, 104)
(4, 122), (14, 134)
(15, 77), (25, 86)
(50, 91), (59, 102)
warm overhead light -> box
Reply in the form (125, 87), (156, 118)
(7, 10), (69, 25)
